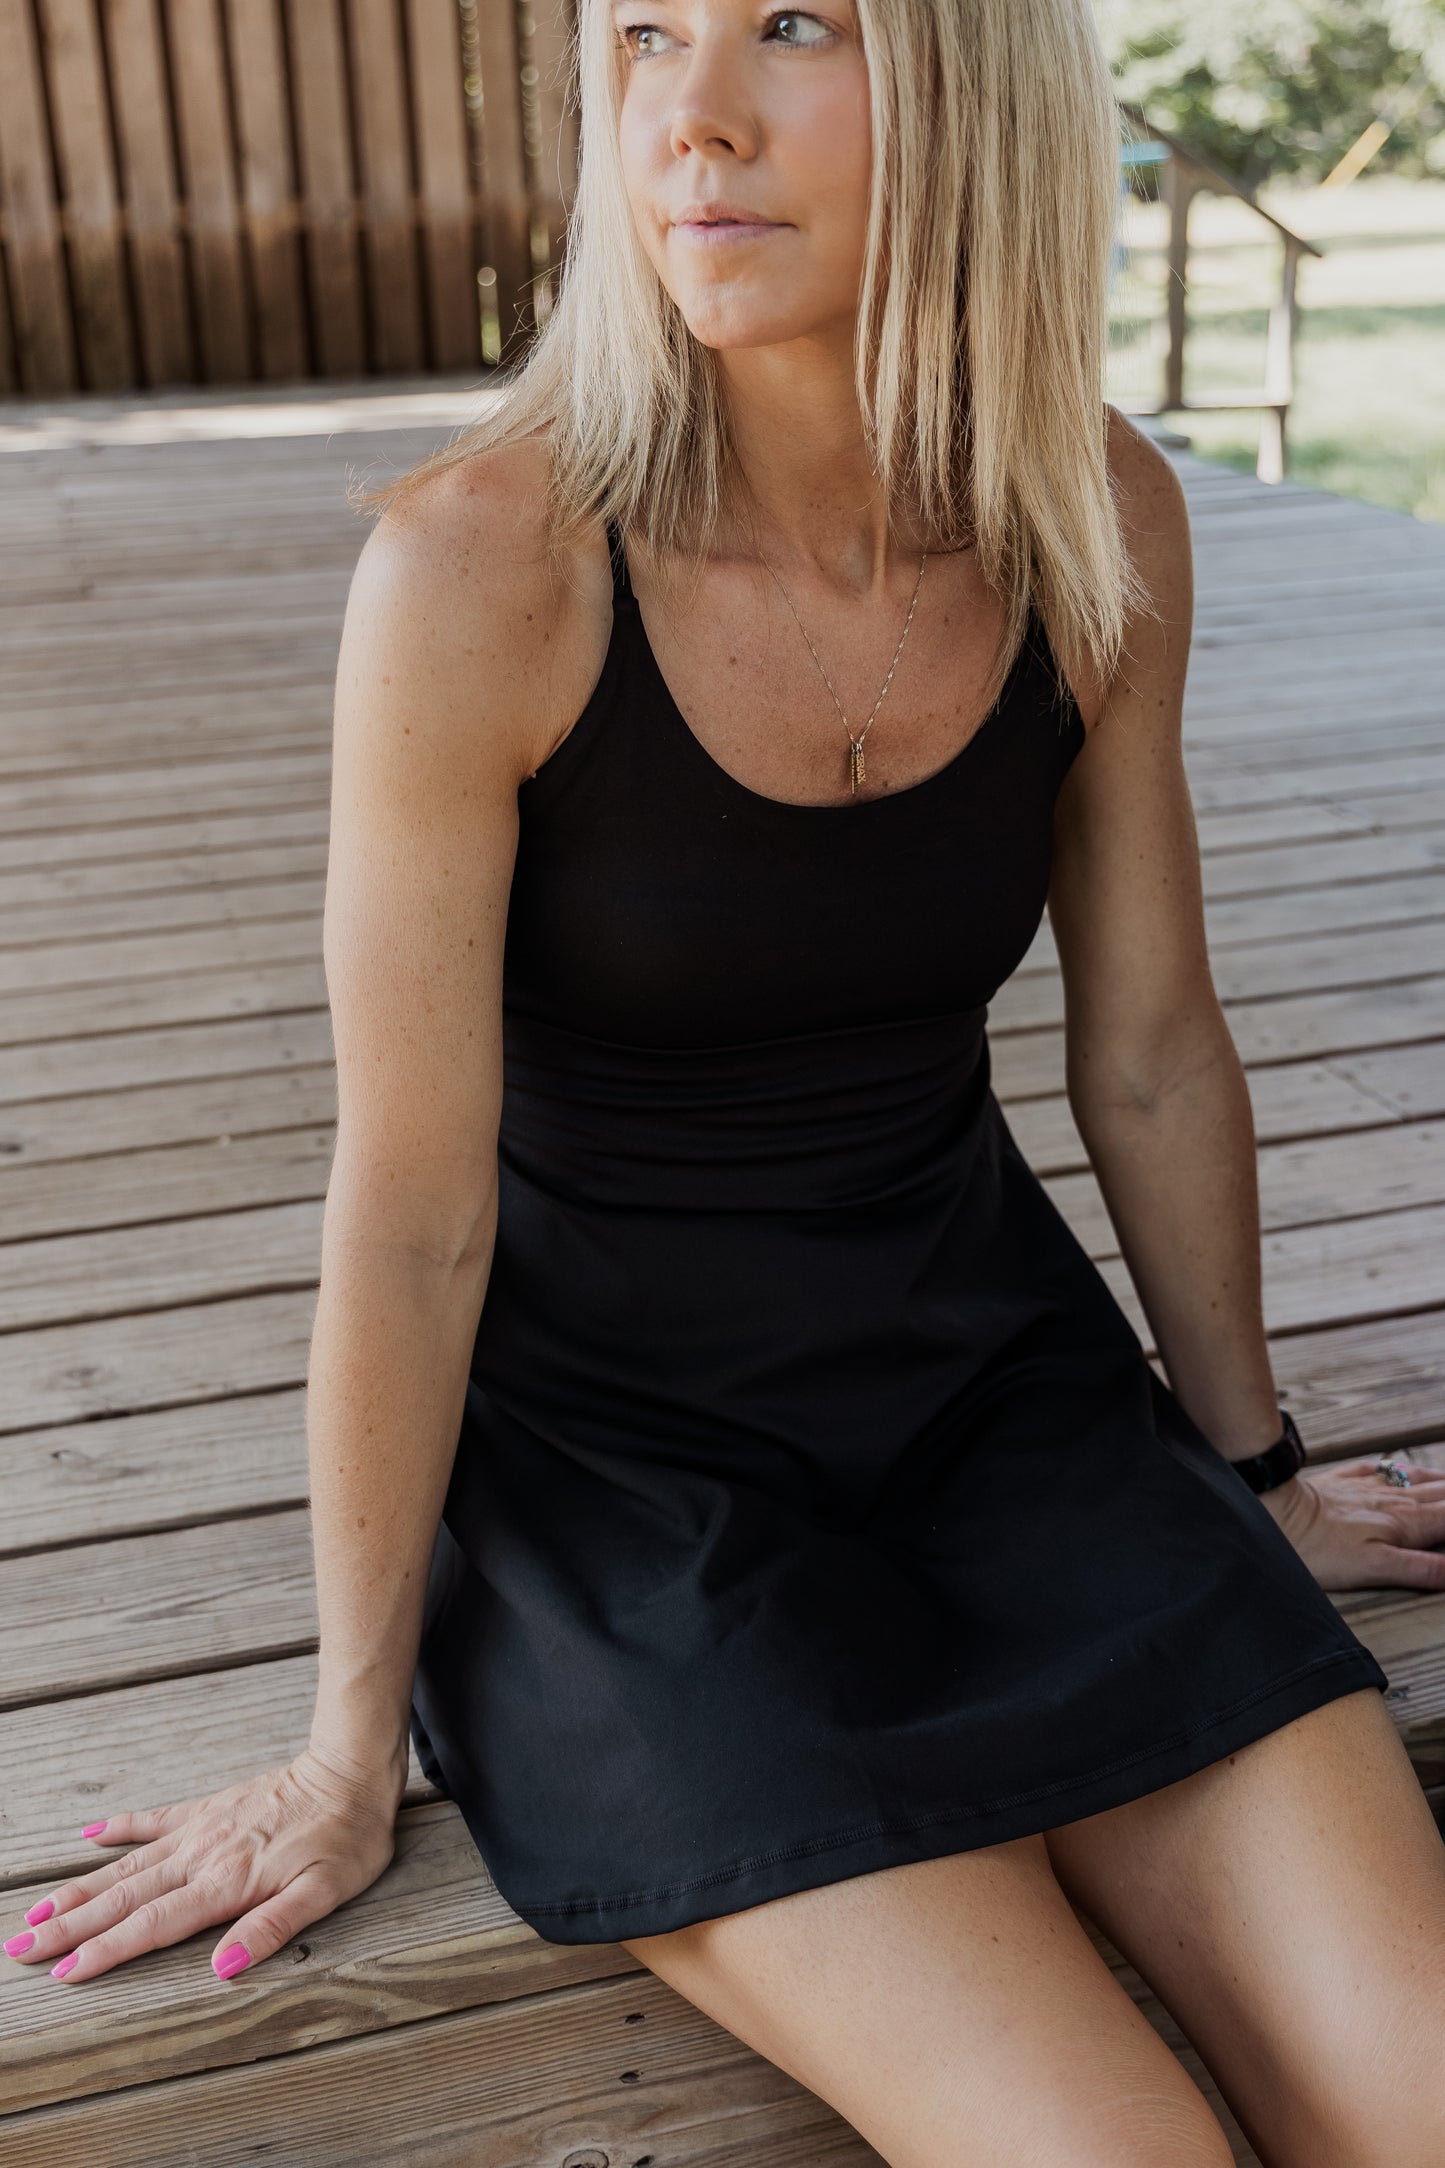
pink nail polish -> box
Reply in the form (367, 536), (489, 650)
(4, 1932), (35, 1957)
(51, 1952), (80, 1980)
(214, 1943), (251, 1980)
(80, 1821), (108, 1840)
(25, 1900), (55, 1926)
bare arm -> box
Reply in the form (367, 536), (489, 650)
(307, 451), (568, 1783)
(1046, 415), (1281, 1467)
(1047, 415), (1445, 1590)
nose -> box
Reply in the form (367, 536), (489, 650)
(665, 39), (760, 163)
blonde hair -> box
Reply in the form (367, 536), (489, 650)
(351, 0), (1145, 705)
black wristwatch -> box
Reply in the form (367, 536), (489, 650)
(1225, 1409), (1307, 1495)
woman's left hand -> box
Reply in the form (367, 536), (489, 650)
(1257, 1452), (1445, 1592)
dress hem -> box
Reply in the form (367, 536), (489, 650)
(500, 1642), (1388, 1945)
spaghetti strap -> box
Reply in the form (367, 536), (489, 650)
(604, 514), (633, 604)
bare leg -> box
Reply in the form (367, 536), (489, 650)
(623, 1832), (1234, 2168)
(1043, 1685), (1445, 2168)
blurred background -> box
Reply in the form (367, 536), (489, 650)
(0, 2), (1439, 517)
(1100, 0), (1445, 519)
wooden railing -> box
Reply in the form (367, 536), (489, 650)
(0, 0), (578, 397)
(1112, 106), (1323, 483)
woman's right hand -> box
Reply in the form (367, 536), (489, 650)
(3, 1743), (407, 1985)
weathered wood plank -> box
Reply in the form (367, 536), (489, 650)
(104, 0), (193, 384)
(0, 1064), (336, 1168)
(0, 1509), (319, 1709)
(348, 0), (426, 372)
(3, 1388), (310, 1558)
(226, 0), (309, 380)
(35, 0), (133, 389)
(1041, 1118), (1445, 1244)
(0, 1008), (335, 1106)
(0, 1287), (317, 1434)
(284, 0), (366, 374)
(407, 0), (484, 368)
(0, 0), (78, 389)
(166, 0), (251, 381)
(1101, 1201), (1445, 1341)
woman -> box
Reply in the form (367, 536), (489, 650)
(9, 0), (1445, 2159)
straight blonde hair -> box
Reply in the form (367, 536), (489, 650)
(352, 0), (1145, 707)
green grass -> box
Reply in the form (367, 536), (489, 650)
(1107, 174), (1445, 522)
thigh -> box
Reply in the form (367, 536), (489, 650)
(621, 1834), (1234, 2168)
(1042, 1685), (1445, 2168)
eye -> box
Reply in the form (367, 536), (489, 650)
(764, 11), (832, 46)
(617, 21), (680, 60)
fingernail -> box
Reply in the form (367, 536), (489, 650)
(51, 1952), (80, 1980)
(24, 1900), (55, 1926)
(214, 1943), (251, 1980)
(4, 1932), (35, 1956)
(80, 1822), (108, 1840)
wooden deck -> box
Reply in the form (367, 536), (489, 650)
(1, 381), (1442, 2164)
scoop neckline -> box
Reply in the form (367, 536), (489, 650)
(626, 590), (1037, 818)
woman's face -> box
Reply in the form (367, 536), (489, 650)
(611, 1), (872, 354)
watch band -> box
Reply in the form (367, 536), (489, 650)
(1225, 1409), (1307, 1495)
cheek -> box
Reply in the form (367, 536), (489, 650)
(770, 79), (872, 250)
(616, 98), (667, 252)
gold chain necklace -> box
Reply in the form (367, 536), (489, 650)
(758, 541), (929, 796)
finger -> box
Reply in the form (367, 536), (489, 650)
(42, 1859), (251, 1985)
(24, 1828), (186, 1930)
(78, 1799), (204, 1847)
(6, 1849), (191, 1969)
(1360, 1542), (1445, 1592)
(1329, 1456), (1423, 1483)
(210, 1863), (347, 1983)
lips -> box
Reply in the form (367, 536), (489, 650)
(673, 203), (780, 227)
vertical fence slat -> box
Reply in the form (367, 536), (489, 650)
(36, 0), (133, 388)
(406, 0), (480, 370)
(473, 0), (532, 357)
(527, 0), (576, 294)
(226, 0), (305, 381)
(5, 0), (553, 393)
(284, 0), (365, 375)
(165, 0), (250, 381)
(347, 0), (424, 372)
(104, 0), (194, 385)
(0, 0), (79, 390)
(0, 207), (17, 388)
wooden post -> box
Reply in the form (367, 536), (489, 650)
(1162, 152), (1195, 413)
(1259, 234), (1301, 484)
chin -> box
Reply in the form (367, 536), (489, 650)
(673, 297), (824, 352)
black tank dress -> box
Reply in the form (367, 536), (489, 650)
(408, 517), (1388, 1945)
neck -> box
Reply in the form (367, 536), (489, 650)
(714, 337), (921, 592)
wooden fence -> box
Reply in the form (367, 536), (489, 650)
(0, 0), (579, 396)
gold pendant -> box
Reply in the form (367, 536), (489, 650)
(849, 740), (865, 795)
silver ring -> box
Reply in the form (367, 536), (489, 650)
(1375, 1456), (1413, 1488)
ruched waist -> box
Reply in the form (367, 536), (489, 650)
(497, 1004), (994, 1211)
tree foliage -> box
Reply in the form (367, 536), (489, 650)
(1095, 0), (1445, 185)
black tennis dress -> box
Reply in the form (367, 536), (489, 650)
(408, 517), (1388, 1946)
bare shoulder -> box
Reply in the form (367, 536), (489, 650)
(320, 435), (609, 1246)
(337, 430), (609, 789)
(1066, 407), (1194, 735)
